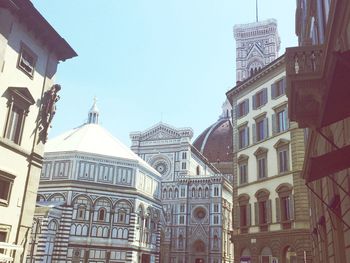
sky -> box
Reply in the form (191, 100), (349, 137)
(32, 0), (297, 146)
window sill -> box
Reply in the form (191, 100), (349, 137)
(0, 199), (9, 207)
(0, 137), (30, 157)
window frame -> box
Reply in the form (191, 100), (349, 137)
(3, 87), (35, 145)
(236, 99), (249, 118)
(17, 43), (37, 78)
(271, 77), (286, 99)
(238, 125), (249, 149)
(0, 170), (15, 206)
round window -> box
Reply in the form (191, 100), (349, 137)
(194, 207), (206, 220)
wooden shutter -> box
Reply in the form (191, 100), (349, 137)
(282, 77), (286, 95)
(245, 126), (250, 146)
(275, 197), (281, 223)
(263, 117), (269, 139)
(272, 113), (276, 135)
(252, 94), (257, 110)
(263, 88), (268, 105)
(247, 203), (252, 226)
(271, 83), (276, 99)
(254, 202), (259, 225)
(245, 99), (249, 115)
(285, 107), (289, 130)
(252, 123), (256, 144)
(267, 199), (272, 224)
(235, 105), (240, 119)
(289, 195), (294, 220)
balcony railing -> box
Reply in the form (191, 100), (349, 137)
(286, 45), (324, 77)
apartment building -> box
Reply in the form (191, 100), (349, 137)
(227, 54), (312, 263)
(0, 0), (76, 261)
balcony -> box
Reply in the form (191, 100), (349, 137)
(286, 43), (350, 128)
(285, 45), (325, 128)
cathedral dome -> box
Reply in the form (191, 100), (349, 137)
(193, 100), (233, 163)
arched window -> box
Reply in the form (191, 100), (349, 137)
(162, 189), (167, 199)
(174, 188), (179, 198)
(168, 188), (173, 199)
(205, 187), (209, 197)
(98, 208), (106, 221)
(198, 187), (202, 198)
(213, 235), (218, 249)
(191, 187), (196, 198)
(196, 166), (200, 175)
(178, 235), (184, 249)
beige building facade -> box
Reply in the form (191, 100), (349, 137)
(227, 55), (312, 263)
(0, 0), (76, 262)
(286, 0), (350, 262)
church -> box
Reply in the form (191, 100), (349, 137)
(27, 102), (162, 263)
(130, 102), (234, 263)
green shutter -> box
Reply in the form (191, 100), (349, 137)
(254, 202), (259, 225)
(267, 199), (272, 224)
(275, 197), (281, 223)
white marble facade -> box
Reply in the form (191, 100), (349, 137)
(130, 123), (233, 263)
(27, 104), (162, 263)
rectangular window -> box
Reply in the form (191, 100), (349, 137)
(255, 118), (268, 142)
(179, 215), (185, 224)
(239, 163), (248, 184)
(0, 175), (13, 206)
(257, 157), (267, 179)
(213, 215), (219, 224)
(180, 204), (185, 213)
(238, 126), (249, 149)
(259, 201), (267, 224)
(240, 205), (247, 227)
(0, 231), (7, 253)
(278, 149), (289, 173)
(5, 105), (25, 144)
(281, 196), (291, 221)
(213, 204), (219, 213)
(17, 44), (37, 77)
(271, 78), (286, 99)
(180, 187), (185, 197)
(182, 152), (187, 160)
(181, 162), (186, 169)
(236, 99), (249, 118)
(253, 88), (268, 109)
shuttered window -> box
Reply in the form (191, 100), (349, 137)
(238, 126), (249, 149)
(236, 99), (249, 118)
(271, 77), (286, 99)
(253, 88), (268, 109)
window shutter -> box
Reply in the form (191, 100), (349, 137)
(254, 202), (259, 225)
(247, 204), (252, 226)
(275, 197), (281, 222)
(236, 206), (240, 228)
(245, 99), (249, 115)
(282, 77), (286, 95)
(252, 94), (256, 110)
(263, 88), (268, 105)
(235, 105), (240, 119)
(272, 113), (276, 135)
(267, 199), (272, 224)
(289, 195), (294, 220)
(264, 117), (269, 139)
(252, 123), (256, 144)
(271, 83), (276, 99)
(285, 107), (289, 130)
(245, 126), (250, 146)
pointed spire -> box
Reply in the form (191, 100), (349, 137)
(88, 97), (99, 124)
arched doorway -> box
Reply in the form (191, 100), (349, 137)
(260, 247), (272, 263)
(192, 240), (206, 263)
(282, 246), (297, 263)
(240, 248), (251, 263)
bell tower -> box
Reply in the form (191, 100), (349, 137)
(234, 18), (281, 82)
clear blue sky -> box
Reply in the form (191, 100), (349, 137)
(32, 0), (297, 146)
